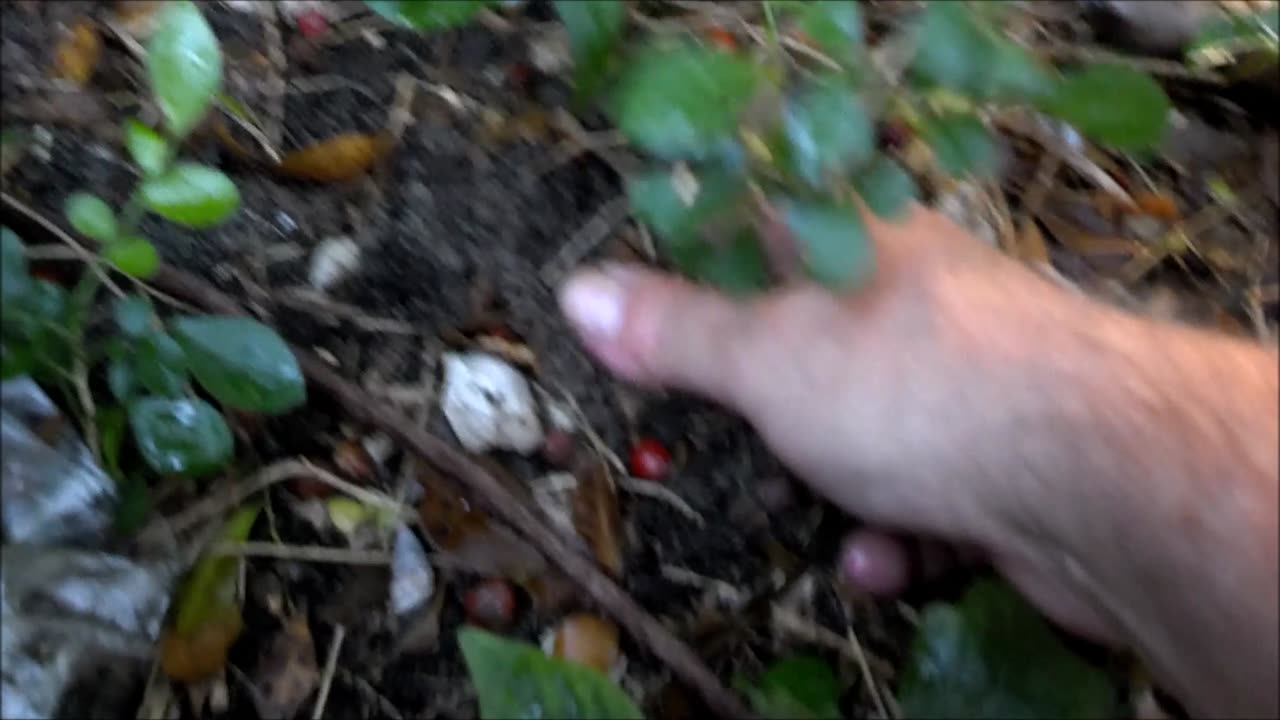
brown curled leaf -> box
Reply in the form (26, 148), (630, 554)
(250, 614), (319, 720)
(550, 613), (620, 674)
(277, 131), (395, 182)
(159, 604), (244, 683)
(52, 18), (101, 87)
(571, 458), (624, 577)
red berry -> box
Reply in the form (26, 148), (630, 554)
(706, 28), (737, 51)
(463, 579), (516, 629)
(877, 119), (912, 150)
(629, 437), (671, 481)
(296, 10), (328, 39)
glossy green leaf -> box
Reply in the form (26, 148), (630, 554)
(853, 155), (917, 219)
(911, 2), (990, 93)
(611, 43), (760, 159)
(784, 79), (873, 186)
(626, 165), (749, 254)
(139, 163), (240, 228)
(112, 294), (154, 337)
(1037, 65), (1170, 151)
(459, 627), (643, 720)
(147, 1), (222, 138)
(686, 230), (769, 296)
(64, 192), (118, 242)
(107, 357), (138, 403)
(796, 1), (862, 66)
(4, 279), (67, 341)
(173, 504), (260, 633)
(128, 396), (234, 476)
(104, 237), (161, 278)
(1, 226), (30, 302)
(1, 344), (35, 380)
(171, 315), (305, 413)
(739, 655), (841, 719)
(136, 331), (189, 397)
(911, 2), (1052, 102)
(778, 198), (873, 288)
(555, 1), (626, 102)
(124, 118), (170, 176)
(898, 579), (1117, 719)
(365, 0), (489, 29)
(920, 112), (996, 177)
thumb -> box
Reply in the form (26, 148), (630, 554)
(558, 263), (754, 405)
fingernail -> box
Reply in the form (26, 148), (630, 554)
(560, 271), (626, 341)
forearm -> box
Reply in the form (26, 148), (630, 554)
(1008, 296), (1278, 717)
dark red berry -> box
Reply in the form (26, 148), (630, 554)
(706, 28), (737, 51)
(877, 119), (911, 150)
(296, 10), (328, 39)
(463, 579), (516, 629)
(628, 437), (671, 481)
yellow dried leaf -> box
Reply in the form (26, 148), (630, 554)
(550, 613), (619, 673)
(1014, 219), (1050, 265)
(277, 132), (395, 182)
(53, 19), (101, 87)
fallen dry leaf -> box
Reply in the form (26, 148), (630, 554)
(250, 614), (320, 720)
(1040, 213), (1141, 259)
(1130, 191), (1180, 221)
(159, 605), (244, 683)
(571, 459), (624, 577)
(549, 613), (619, 674)
(52, 18), (101, 87)
(417, 460), (546, 580)
(1014, 219), (1051, 265)
(277, 131), (395, 182)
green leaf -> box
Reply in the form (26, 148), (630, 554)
(1, 226), (30, 302)
(112, 294), (154, 337)
(911, 2), (990, 93)
(910, 2), (1052, 102)
(173, 504), (260, 633)
(147, 1), (222, 138)
(124, 118), (170, 176)
(783, 79), (873, 186)
(555, 1), (626, 102)
(778, 198), (873, 288)
(99, 405), (128, 479)
(104, 237), (161, 278)
(796, 1), (863, 66)
(920, 112), (996, 177)
(107, 357), (138, 403)
(171, 315), (305, 414)
(898, 579), (1117, 719)
(740, 655), (842, 719)
(64, 192), (118, 242)
(364, 0), (489, 29)
(128, 396), (234, 476)
(459, 627), (643, 720)
(853, 155), (917, 220)
(611, 43), (760, 159)
(1037, 65), (1170, 151)
(140, 163), (240, 228)
(626, 166), (748, 250)
(136, 331), (189, 397)
(689, 230), (769, 296)
(4, 279), (67, 340)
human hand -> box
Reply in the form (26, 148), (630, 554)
(558, 204), (1124, 639)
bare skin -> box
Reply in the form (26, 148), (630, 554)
(558, 205), (1279, 718)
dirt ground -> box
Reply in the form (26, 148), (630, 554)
(2, 1), (1276, 719)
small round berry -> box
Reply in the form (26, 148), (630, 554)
(463, 579), (516, 629)
(629, 437), (671, 481)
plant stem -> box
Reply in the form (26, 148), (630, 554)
(762, 0), (784, 66)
